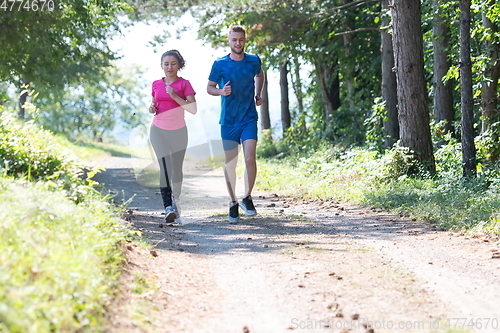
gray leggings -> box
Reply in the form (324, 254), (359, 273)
(149, 124), (188, 199)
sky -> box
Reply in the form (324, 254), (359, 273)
(108, 13), (283, 151)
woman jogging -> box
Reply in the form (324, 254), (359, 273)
(149, 49), (197, 222)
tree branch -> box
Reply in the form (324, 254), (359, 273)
(333, 27), (381, 36)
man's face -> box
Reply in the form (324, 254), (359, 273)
(228, 31), (246, 55)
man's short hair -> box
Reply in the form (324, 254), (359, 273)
(228, 25), (246, 35)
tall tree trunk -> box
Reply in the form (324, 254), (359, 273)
(480, 2), (500, 161)
(343, 0), (355, 110)
(18, 80), (29, 119)
(315, 60), (340, 127)
(460, 0), (477, 177)
(260, 70), (271, 131)
(391, 0), (436, 174)
(432, 0), (455, 139)
(291, 54), (306, 133)
(381, 0), (398, 147)
(280, 61), (291, 135)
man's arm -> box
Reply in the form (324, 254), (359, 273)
(207, 80), (232, 96)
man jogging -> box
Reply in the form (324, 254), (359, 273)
(207, 25), (264, 223)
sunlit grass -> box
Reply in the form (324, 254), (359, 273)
(257, 147), (500, 236)
(0, 177), (128, 332)
(0, 111), (146, 332)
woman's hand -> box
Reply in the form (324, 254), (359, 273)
(166, 86), (178, 98)
(149, 104), (157, 114)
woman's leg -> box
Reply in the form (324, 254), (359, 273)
(150, 125), (173, 208)
(169, 126), (188, 200)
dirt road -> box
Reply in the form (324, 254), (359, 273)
(93, 156), (500, 333)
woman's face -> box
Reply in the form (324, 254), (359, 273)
(161, 55), (180, 77)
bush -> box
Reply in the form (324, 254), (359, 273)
(0, 177), (127, 333)
(0, 111), (100, 202)
(0, 109), (132, 331)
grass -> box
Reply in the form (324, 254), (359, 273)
(54, 137), (147, 161)
(0, 111), (151, 332)
(0, 177), (127, 332)
(256, 146), (500, 237)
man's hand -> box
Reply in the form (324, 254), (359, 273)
(255, 95), (263, 106)
(221, 81), (231, 96)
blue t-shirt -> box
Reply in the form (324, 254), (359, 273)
(208, 53), (262, 126)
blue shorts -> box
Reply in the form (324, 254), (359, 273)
(221, 121), (258, 151)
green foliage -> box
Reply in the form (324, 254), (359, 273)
(0, 0), (131, 89)
(0, 177), (127, 333)
(257, 129), (280, 158)
(0, 109), (134, 332)
(0, 111), (101, 202)
(257, 145), (500, 235)
(364, 97), (386, 150)
(257, 124), (344, 159)
(31, 63), (149, 141)
(373, 146), (432, 183)
(0, 112), (79, 179)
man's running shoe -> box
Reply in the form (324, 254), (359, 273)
(229, 201), (240, 223)
(164, 206), (176, 223)
(240, 195), (257, 216)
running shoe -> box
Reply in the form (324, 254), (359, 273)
(229, 201), (240, 223)
(240, 195), (257, 216)
(164, 206), (176, 223)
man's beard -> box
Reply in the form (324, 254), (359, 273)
(230, 46), (244, 54)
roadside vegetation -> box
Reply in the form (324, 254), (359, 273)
(256, 131), (500, 237)
(0, 110), (136, 332)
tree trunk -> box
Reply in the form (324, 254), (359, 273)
(260, 70), (271, 131)
(315, 60), (340, 126)
(460, 0), (477, 177)
(279, 61), (291, 135)
(18, 80), (30, 119)
(381, 0), (398, 148)
(291, 54), (306, 133)
(391, 0), (436, 174)
(343, 0), (355, 110)
(432, 0), (455, 139)
(480, 2), (500, 161)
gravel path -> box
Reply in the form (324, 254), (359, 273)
(92, 156), (500, 333)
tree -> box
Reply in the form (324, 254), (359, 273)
(479, 1), (500, 161)
(280, 61), (291, 134)
(432, 0), (455, 139)
(391, 0), (435, 174)
(290, 54), (306, 134)
(190, 0), (381, 145)
(460, 0), (477, 177)
(260, 71), (271, 130)
(381, 0), (398, 147)
(0, 0), (129, 118)
(33, 64), (148, 141)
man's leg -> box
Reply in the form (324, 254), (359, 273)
(239, 138), (258, 216)
(223, 146), (239, 202)
(242, 139), (257, 197)
(223, 145), (240, 222)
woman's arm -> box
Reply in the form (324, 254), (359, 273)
(166, 86), (197, 115)
(149, 97), (157, 114)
